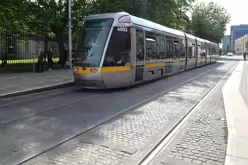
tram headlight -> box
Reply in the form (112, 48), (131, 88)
(90, 68), (98, 73)
(74, 68), (79, 73)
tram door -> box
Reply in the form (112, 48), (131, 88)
(135, 30), (145, 82)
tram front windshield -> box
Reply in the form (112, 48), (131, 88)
(75, 18), (114, 67)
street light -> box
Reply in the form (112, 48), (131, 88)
(68, 0), (72, 69)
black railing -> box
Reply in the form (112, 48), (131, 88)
(0, 30), (77, 72)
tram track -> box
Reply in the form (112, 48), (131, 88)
(15, 63), (231, 165)
(0, 62), (235, 165)
(135, 63), (237, 165)
(0, 86), (77, 108)
(0, 92), (108, 127)
(0, 86), (141, 127)
(0, 63), (221, 127)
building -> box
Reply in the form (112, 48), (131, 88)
(230, 25), (248, 52)
(222, 35), (230, 54)
(235, 34), (248, 55)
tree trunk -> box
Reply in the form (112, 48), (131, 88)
(56, 33), (65, 67)
(44, 36), (48, 55)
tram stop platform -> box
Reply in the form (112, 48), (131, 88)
(0, 69), (74, 98)
(222, 61), (248, 165)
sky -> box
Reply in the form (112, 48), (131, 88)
(195, 0), (248, 35)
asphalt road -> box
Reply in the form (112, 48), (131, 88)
(0, 61), (237, 165)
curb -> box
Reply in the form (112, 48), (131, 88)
(0, 81), (75, 99)
(222, 61), (248, 165)
(217, 58), (243, 61)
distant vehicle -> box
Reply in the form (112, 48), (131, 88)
(227, 52), (233, 56)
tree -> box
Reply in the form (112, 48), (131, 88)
(189, 2), (230, 43)
(0, 0), (28, 34)
(91, 0), (194, 30)
(1, 0), (90, 64)
(1, 0), (195, 62)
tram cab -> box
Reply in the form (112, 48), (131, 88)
(73, 13), (135, 89)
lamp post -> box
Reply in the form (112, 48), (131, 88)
(68, 0), (72, 69)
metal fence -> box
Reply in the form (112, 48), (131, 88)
(0, 30), (77, 71)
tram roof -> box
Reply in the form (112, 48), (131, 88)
(86, 12), (217, 45)
(195, 37), (206, 43)
(86, 12), (185, 37)
(185, 33), (196, 40)
(129, 15), (185, 37)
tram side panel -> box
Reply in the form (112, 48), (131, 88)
(134, 28), (146, 83)
(171, 36), (186, 73)
(196, 40), (206, 67)
(213, 45), (219, 63)
(143, 31), (186, 79)
(209, 44), (218, 63)
(186, 39), (197, 70)
(206, 43), (211, 65)
(144, 31), (165, 81)
(101, 27), (133, 88)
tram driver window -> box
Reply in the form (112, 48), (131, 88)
(103, 27), (131, 67)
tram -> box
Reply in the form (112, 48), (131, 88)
(73, 12), (219, 89)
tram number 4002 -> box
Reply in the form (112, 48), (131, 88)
(117, 27), (128, 32)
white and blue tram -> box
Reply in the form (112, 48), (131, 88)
(73, 12), (219, 89)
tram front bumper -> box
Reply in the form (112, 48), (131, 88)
(73, 67), (106, 89)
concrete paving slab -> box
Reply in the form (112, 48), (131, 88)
(240, 61), (248, 107)
(227, 135), (248, 159)
(0, 69), (74, 98)
(225, 155), (248, 165)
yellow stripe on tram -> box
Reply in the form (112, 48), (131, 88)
(145, 63), (165, 68)
(102, 66), (132, 73)
(173, 61), (180, 64)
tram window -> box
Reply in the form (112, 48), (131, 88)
(136, 30), (144, 62)
(180, 39), (186, 59)
(173, 39), (180, 59)
(146, 32), (156, 60)
(75, 18), (113, 67)
(156, 34), (166, 59)
(103, 27), (131, 67)
(166, 37), (173, 59)
(187, 41), (195, 59)
(197, 45), (201, 57)
(191, 43), (196, 58)
(201, 44), (206, 57)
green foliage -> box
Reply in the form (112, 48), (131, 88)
(0, 0), (28, 34)
(90, 0), (193, 30)
(0, 0), (230, 47)
(189, 1), (230, 43)
(144, 0), (193, 29)
(1, 0), (194, 37)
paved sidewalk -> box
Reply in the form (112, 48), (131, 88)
(0, 69), (74, 98)
(148, 64), (233, 165)
(222, 61), (248, 165)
